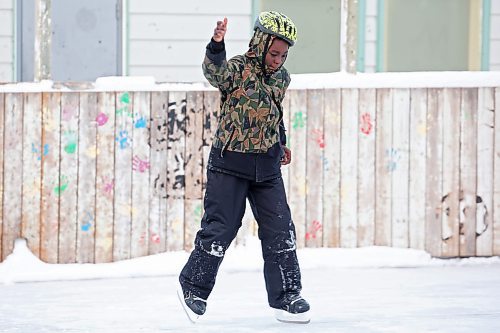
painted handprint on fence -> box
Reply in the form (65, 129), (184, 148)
(305, 220), (323, 240)
(54, 175), (69, 196)
(139, 230), (161, 245)
(311, 129), (325, 148)
(132, 155), (150, 173)
(386, 148), (401, 172)
(96, 112), (109, 126)
(292, 111), (306, 129)
(116, 130), (131, 149)
(360, 112), (373, 135)
(63, 131), (77, 154)
(81, 211), (93, 232)
(320, 156), (330, 171)
(134, 114), (147, 129)
(116, 92), (133, 117)
(101, 177), (114, 198)
(62, 106), (78, 121)
(32, 143), (49, 160)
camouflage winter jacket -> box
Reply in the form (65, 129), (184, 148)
(203, 30), (290, 154)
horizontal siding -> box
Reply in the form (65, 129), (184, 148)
(491, 41), (500, 70)
(491, 4), (500, 70)
(492, 16), (500, 39)
(130, 41), (206, 66)
(129, 0), (251, 14)
(128, 1), (253, 82)
(0, 63), (11, 81)
(0, 6), (12, 82)
(130, 14), (251, 40)
(129, 40), (249, 66)
(364, 0), (377, 72)
(0, 9), (12, 36)
(129, 66), (204, 83)
(492, 0), (500, 14)
(0, 0), (12, 9)
(490, 1), (500, 71)
(0, 36), (12, 62)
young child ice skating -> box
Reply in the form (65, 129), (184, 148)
(177, 11), (310, 324)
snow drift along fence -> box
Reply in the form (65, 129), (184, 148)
(0, 88), (499, 263)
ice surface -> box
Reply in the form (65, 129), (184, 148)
(1, 238), (500, 332)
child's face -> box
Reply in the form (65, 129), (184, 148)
(265, 38), (289, 72)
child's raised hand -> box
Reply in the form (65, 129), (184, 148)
(213, 17), (227, 42)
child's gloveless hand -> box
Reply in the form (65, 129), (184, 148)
(281, 146), (292, 165)
(213, 18), (227, 42)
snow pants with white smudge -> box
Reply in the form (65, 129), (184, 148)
(179, 169), (303, 309)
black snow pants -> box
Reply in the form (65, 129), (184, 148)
(179, 169), (302, 309)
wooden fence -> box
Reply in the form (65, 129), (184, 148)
(0, 87), (499, 263)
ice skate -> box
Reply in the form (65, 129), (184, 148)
(274, 295), (311, 324)
(177, 286), (207, 323)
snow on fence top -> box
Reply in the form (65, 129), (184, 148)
(0, 71), (499, 92)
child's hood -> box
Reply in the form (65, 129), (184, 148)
(245, 29), (277, 71)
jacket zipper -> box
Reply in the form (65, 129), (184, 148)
(220, 127), (236, 157)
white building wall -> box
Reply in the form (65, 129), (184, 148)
(364, 0), (377, 72)
(0, 0), (13, 82)
(490, 0), (500, 70)
(128, 0), (253, 82)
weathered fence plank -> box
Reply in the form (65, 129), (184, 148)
(40, 92), (61, 263)
(149, 91), (169, 254)
(305, 89), (324, 248)
(281, 93), (291, 199)
(114, 91), (134, 261)
(21, 93), (42, 258)
(375, 89), (392, 246)
(95, 92), (116, 263)
(409, 89), (427, 250)
(476, 88), (494, 256)
(441, 89), (461, 257)
(0, 94), (4, 260)
(201, 91), (219, 204)
(391, 89), (410, 248)
(184, 91), (204, 251)
(494, 88), (500, 256)
(288, 90), (307, 248)
(459, 88), (478, 257)
(58, 92), (79, 263)
(131, 92), (151, 258)
(77, 93), (98, 263)
(166, 91), (186, 251)
(323, 89), (341, 247)
(340, 88), (358, 248)
(357, 88), (376, 247)
(425, 89), (444, 257)
(2, 94), (24, 260)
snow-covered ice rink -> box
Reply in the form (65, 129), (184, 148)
(1, 239), (500, 333)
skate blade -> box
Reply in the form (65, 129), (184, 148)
(176, 287), (199, 324)
(274, 309), (311, 324)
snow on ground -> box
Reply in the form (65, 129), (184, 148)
(1, 238), (500, 333)
(1, 237), (499, 285)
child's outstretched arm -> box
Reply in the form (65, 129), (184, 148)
(202, 18), (244, 94)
